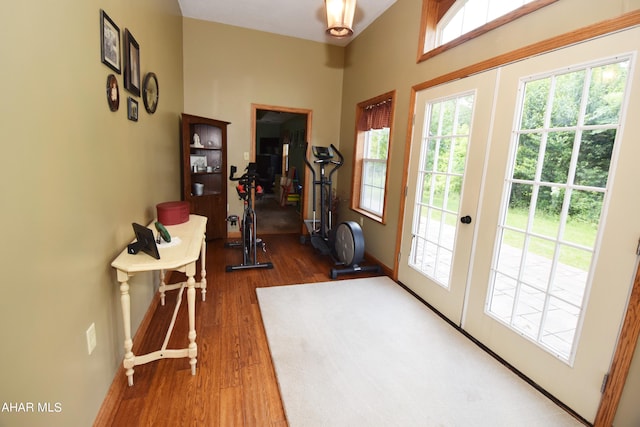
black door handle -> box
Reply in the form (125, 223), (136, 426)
(460, 215), (472, 224)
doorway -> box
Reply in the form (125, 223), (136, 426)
(251, 104), (311, 235)
(399, 27), (640, 422)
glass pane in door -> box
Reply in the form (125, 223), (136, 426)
(486, 58), (630, 362)
(409, 93), (474, 288)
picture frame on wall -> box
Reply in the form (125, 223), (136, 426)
(100, 10), (121, 73)
(123, 29), (140, 96)
(127, 97), (138, 121)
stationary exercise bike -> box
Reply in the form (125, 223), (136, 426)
(303, 144), (381, 279)
(225, 163), (274, 272)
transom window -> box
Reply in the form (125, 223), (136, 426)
(418, 0), (558, 62)
(438, 0), (535, 45)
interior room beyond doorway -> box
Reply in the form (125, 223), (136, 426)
(253, 105), (310, 235)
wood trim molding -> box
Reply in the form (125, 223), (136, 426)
(594, 259), (640, 426)
(416, 0), (444, 63)
(392, 86), (417, 282)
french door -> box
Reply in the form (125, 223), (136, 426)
(399, 27), (640, 421)
(399, 70), (497, 324)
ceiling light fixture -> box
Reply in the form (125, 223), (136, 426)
(325, 0), (356, 38)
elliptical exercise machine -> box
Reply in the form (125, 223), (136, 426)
(303, 143), (381, 279)
(225, 163), (274, 272)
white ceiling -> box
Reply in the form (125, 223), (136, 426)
(178, 0), (397, 47)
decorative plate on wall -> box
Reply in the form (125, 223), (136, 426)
(107, 74), (119, 111)
(142, 72), (159, 114)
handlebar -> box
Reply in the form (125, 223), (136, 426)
(327, 144), (342, 181)
(229, 163), (260, 184)
(328, 143), (344, 168)
(304, 143), (344, 173)
(229, 163), (263, 201)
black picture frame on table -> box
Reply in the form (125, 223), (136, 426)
(123, 29), (140, 96)
(100, 10), (120, 73)
(127, 97), (138, 122)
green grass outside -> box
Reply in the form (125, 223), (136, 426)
(423, 187), (597, 270)
(503, 208), (596, 271)
(423, 204), (596, 271)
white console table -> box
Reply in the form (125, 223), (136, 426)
(111, 215), (207, 386)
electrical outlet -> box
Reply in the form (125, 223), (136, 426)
(360, 216), (364, 226)
(86, 323), (96, 355)
(243, 152), (250, 161)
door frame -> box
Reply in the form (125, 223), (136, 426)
(393, 11), (640, 425)
(251, 103), (313, 235)
(596, 260), (640, 425)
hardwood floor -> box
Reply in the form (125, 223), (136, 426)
(94, 233), (382, 427)
(254, 194), (301, 235)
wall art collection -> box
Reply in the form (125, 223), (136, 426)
(100, 9), (159, 120)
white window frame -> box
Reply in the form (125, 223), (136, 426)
(360, 128), (389, 217)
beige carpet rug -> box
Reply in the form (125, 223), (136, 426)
(256, 276), (582, 426)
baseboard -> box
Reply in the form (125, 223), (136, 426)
(227, 230), (241, 239)
(364, 250), (392, 277)
(92, 272), (169, 426)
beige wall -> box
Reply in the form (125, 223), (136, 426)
(0, 0), (183, 425)
(1, 0), (639, 425)
(339, 0), (640, 424)
(182, 18), (345, 224)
